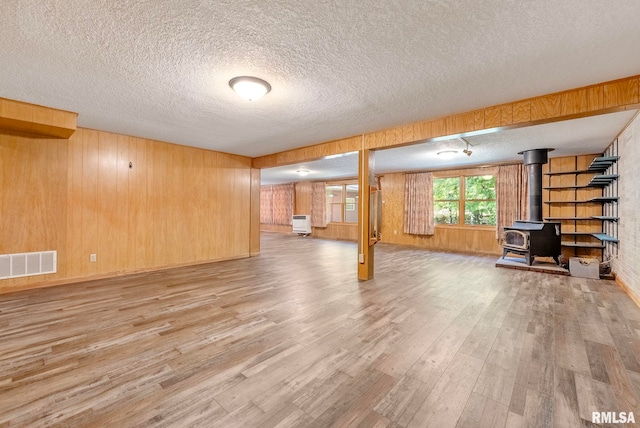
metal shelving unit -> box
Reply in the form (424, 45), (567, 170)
(543, 154), (619, 255)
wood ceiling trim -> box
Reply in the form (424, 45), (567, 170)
(0, 97), (77, 139)
(252, 74), (640, 169)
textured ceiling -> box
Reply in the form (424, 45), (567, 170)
(261, 152), (359, 185)
(261, 110), (638, 184)
(1, 1), (640, 157)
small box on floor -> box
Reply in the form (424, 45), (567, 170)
(569, 257), (599, 279)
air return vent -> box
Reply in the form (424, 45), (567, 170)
(0, 251), (56, 280)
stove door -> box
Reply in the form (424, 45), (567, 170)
(504, 230), (529, 250)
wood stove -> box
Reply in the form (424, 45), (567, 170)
(503, 221), (561, 266)
(501, 148), (562, 266)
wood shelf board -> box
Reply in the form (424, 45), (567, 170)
(561, 241), (605, 249)
(544, 197), (618, 204)
(543, 186), (590, 190)
(544, 217), (595, 221)
(545, 216), (618, 221)
(543, 169), (593, 176)
(545, 200), (599, 204)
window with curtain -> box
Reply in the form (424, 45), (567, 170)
(260, 184), (294, 225)
(404, 172), (434, 235)
(496, 164), (528, 239)
(464, 175), (496, 225)
(433, 177), (460, 224)
(325, 183), (359, 223)
(433, 175), (496, 226)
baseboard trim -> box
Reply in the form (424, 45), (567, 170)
(0, 253), (251, 295)
(616, 275), (640, 309)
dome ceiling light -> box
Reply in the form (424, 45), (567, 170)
(436, 150), (458, 159)
(229, 76), (271, 101)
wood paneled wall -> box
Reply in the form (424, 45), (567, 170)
(253, 75), (640, 169)
(313, 223), (358, 241)
(294, 181), (312, 215)
(260, 223), (358, 241)
(260, 224), (292, 234)
(379, 171), (502, 255)
(0, 133), (68, 269)
(0, 128), (253, 293)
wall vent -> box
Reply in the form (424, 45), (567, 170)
(0, 251), (56, 280)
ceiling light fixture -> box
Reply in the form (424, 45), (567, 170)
(229, 76), (271, 101)
(296, 169), (310, 176)
(436, 150), (458, 159)
(460, 137), (473, 157)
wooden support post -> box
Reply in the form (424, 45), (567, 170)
(249, 168), (261, 256)
(358, 149), (375, 280)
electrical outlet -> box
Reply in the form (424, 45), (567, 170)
(393, 230), (397, 235)
(90, 254), (97, 263)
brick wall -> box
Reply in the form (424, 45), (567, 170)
(613, 112), (640, 295)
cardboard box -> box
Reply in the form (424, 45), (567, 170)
(569, 257), (599, 279)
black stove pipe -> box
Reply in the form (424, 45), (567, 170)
(519, 148), (552, 222)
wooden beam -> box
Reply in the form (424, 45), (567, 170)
(252, 75), (640, 169)
(250, 168), (261, 256)
(0, 97), (77, 139)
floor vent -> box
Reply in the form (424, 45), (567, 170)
(0, 251), (57, 280)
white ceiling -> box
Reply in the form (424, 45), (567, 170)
(260, 110), (638, 184)
(1, 1), (640, 158)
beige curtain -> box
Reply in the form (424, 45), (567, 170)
(260, 184), (294, 225)
(311, 182), (327, 227)
(403, 172), (435, 235)
(271, 183), (294, 225)
(260, 186), (273, 224)
(496, 164), (528, 239)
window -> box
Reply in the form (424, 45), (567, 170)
(464, 175), (496, 225)
(326, 183), (359, 223)
(433, 177), (460, 224)
(434, 175), (496, 226)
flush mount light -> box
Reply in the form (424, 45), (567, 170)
(229, 76), (271, 101)
(296, 169), (310, 176)
(436, 150), (458, 159)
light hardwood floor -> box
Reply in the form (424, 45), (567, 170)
(2, 232), (640, 427)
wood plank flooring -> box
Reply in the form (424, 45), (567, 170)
(2, 232), (640, 427)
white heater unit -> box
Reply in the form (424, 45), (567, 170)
(292, 215), (312, 235)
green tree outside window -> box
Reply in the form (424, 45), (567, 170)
(433, 175), (496, 226)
